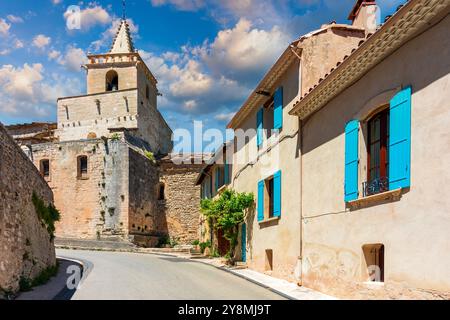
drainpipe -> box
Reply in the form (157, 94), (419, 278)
(298, 118), (304, 287)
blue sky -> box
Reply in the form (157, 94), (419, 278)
(0, 0), (404, 147)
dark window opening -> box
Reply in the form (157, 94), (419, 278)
(265, 249), (273, 271)
(264, 97), (275, 139)
(77, 155), (88, 179)
(40, 159), (50, 178)
(106, 70), (119, 91)
(158, 183), (165, 201)
(146, 85), (150, 100)
(363, 244), (385, 282)
(364, 108), (390, 196)
(264, 177), (274, 219)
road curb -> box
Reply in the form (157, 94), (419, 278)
(187, 259), (296, 300)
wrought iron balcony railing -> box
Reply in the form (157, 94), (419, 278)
(362, 176), (389, 197)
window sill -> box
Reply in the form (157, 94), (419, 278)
(77, 176), (90, 181)
(348, 188), (402, 210)
(258, 216), (280, 225)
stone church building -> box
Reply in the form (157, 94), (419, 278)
(6, 19), (204, 247)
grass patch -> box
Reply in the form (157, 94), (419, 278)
(19, 262), (59, 292)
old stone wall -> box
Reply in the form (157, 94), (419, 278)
(30, 138), (129, 241)
(159, 161), (204, 245)
(128, 147), (161, 247)
(0, 124), (56, 296)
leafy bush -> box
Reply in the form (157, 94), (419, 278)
(32, 192), (61, 240)
(199, 240), (211, 253)
(110, 133), (121, 141)
(191, 239), (200, 246)
(200, 189), (254, 263)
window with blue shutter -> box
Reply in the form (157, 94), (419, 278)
(257, 108), (264, 147)
(345, 120), (359, 202)
(258, 180), (264, 221)
(215, 168), (220, 193)
(274, 87), (283, 130)
(273, 170), (281, 217)
(389, 86), (412, 190)
(224, 162), (230, 185)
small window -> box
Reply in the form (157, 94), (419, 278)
(364, 108), (390, 196)
(106, 70), (119, 91)
(265, 249), (273, 271)
(265, 177), (274, 219)
(40, 159), (50, 178)
(362, 244), (385, 282)
(77, 155), (88, 179)
(263, 97), (275, 139)
(146, 85), (150, 100)
(158, 183), (165, 201)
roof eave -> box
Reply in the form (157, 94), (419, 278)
(289, 0), (447, 119)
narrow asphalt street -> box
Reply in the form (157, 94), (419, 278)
(56, 249), (286, 300)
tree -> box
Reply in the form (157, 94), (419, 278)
(200, 189), (254, 264)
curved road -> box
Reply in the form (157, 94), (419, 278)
(57, 249), (285, 300)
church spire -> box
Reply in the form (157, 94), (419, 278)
(109, 1), (135, 54)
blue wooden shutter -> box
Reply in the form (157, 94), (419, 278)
(273, 170), (282, 217)
(345, 120), (359, 202)
(224, 162), (229, 185)
(257, 108), (264, 147)
(389, 86), (412, 190)
(274, 87), (283, 130)
(215, 168), (219, 192)
(241, 223), (247, 262)
(257, 180), (264, 221)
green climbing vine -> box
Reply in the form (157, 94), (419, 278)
(31, 192), (61, 240)
(200, 189), (254, 264)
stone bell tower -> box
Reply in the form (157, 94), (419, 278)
(56, 18), (172, 155)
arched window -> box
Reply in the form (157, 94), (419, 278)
(106, 70), (119, 91)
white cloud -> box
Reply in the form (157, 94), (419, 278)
(64, 4), (111, 32)
(14, 39), (24, 49)
(0, 18), (11, 37)
(48, 50), (61, 60)
(214, 112), (236, 122)
(0, 63), (82, 118)
(60, 46), (86, 71)
(198, 18), (290, 85)
(49, 46), (86, 72)
(52, 0), (62, 4)
(150, 0), (205, 11)
(7, 15), (24, 24)
(32, 34), (51, 48)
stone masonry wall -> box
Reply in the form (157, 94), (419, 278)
(30, 138), (129, 240)
(159, 161), (204, 245)
(128, 148), (161, 247)
(0, 123), (56, 296)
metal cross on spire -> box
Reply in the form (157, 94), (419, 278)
(122, 0), (126, 20)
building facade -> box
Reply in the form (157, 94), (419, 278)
(288, 0), (450, 299)
(227, 15), (367, 282)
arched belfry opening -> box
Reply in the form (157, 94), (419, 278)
(106, 70), (119, 91)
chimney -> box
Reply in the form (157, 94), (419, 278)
(348, 1), (379, 33)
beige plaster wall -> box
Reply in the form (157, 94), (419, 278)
(300, 15), (450, 299)
(232, 60), (302, 282)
